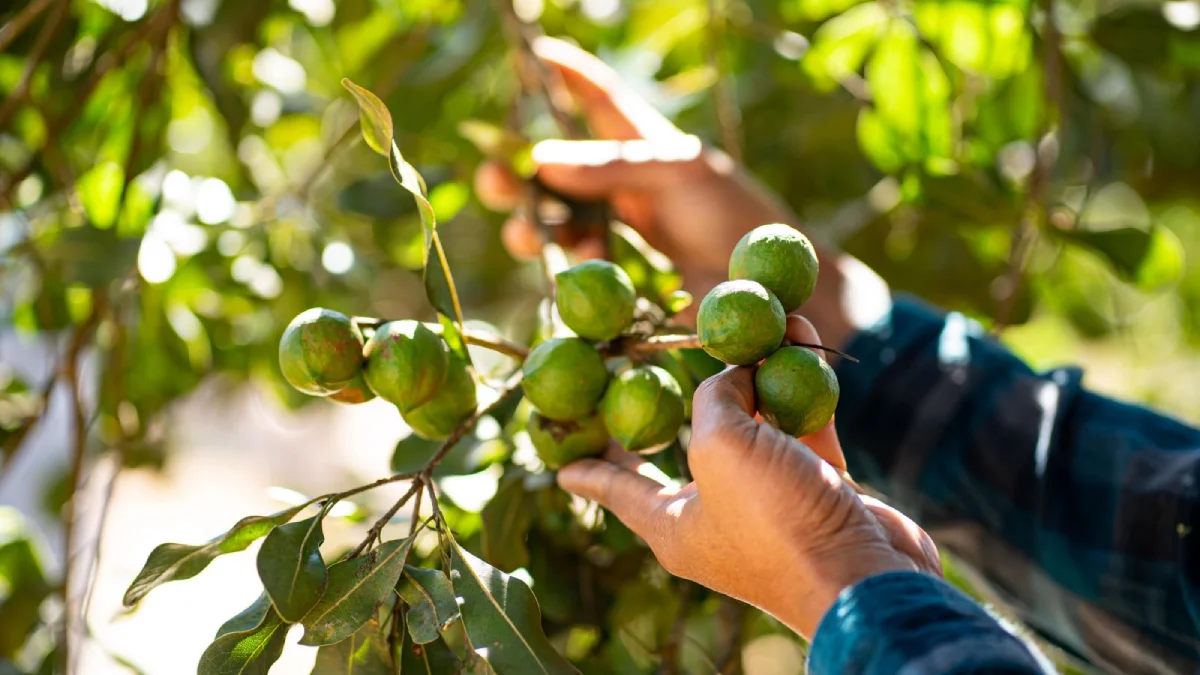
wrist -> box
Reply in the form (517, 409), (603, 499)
(775, 546), (916, 638)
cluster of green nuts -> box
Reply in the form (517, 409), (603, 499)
(275, 258), (706, 471)
(696, 224), (841, 437)
(278, 310), (477, 440)
(277, 223), (838, 469)
(523, 260), (692, 469)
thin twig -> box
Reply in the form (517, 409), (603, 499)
(338, 376), (523, 562)
(716, 597), (746, 674)
(345, 478), (425, 560)
(420, 374), (524, 473)
(660, 580), (694, 674)
(0, 0), (68, 131)
(60, 293), (108, 675)
(495, 1), (583, 141)
(0, 0), (56, 55)
(0, 376), (57, 477)
(705, 0), (743, 163)
(352, 318), (531, 361)
(993, 0), (1061, 333)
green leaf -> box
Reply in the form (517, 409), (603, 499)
(398, 626), (462, 674)
(783, 0), (869, 22)
(77, 162), (125, 230)
(341, 79), (394, 157)
(215, 593), (274, 639)
(801, 2), (888, 90)
(609, 223), (682, 308)
(448, 539), (578, 675)
(383, 136), (470, 361)
(197, 606), (289, 675)
(310, 618), (393, 675)
(397, 566), (461, 644)
(0, 511), (52, 659)
(863, 20), (956, 169)
(256, 514), (328, 622)
(914, 0), (1031, 78)
(38, 226), (141, 289)
(300, 537), (414, 647)
(124, 505), (307, 606)
(479, 470), (534, 572)
(662, 290), (692, 316)
(1054, 226), (1185, 292)
(391, 431), (511, 478)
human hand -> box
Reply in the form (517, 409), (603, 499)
(474, 38), (864, 339)
(556, 317), (941, 638)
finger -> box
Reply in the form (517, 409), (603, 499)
(785, 314), (847, 470)
(474, 161), (523, 212)
(863, 498), (943, 577)
(801, 422), (846, 473)
(785, 314), (825, 360)
(532, 36), (682, 141)
(500, 217), (544, 261)
(690, 365), (760, 450)
(573, 236), (606, 262)
(557, 459), (676, 543)
(532, 137), (704, 199)
(603, 443), (682, 490)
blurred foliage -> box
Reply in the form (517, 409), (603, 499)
(2, 0), (1200, 671)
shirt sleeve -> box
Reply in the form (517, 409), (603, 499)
(832, 294), (1200, 672)
(808, 571), (1055, 675)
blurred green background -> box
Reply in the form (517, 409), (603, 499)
(2, 0), (1199, 672)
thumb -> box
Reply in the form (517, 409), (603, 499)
(689, 366), (761, 457)
(531, 137), (706, 200)
(557, 459), (675, 546)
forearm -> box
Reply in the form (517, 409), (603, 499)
(831, 295), (1200, 670)
(809, 571), (1053, 675)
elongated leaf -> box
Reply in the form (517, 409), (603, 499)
(480, 471), (534, 572)
(257, 515), (328, 621)
(0, 525), (52, 659)
(197, 606), (289, 675)
(397, 566), (460, 644)
(341, 79), (394, 157)
(385, 138), (469, 352)
(300, 538), (414, 647)
(215, 593), (274, 639)
(398, 623), (461, 674)
(448, 540), (578, 675)
(310, 618), (393, 675)
(124, 505), (306, 606)
(1054, 226), (1184, 291)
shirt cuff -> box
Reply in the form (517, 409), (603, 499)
(808, 571), (1051, 675)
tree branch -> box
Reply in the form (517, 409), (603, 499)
(59, 292), (108, 675)
(344, 478), (425, 560)
(993, 0), (1062, 333)
(660, 580), (694, 675)
(0, 0), (68, 132)
(705, 0), (743, 163)
(0, 0), (56, 55)
(352, 318), (531, 361)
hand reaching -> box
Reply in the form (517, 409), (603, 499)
(556, 317), (941, 637)
(474, 38), (861, 340)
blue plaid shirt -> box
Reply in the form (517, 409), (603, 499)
(811, 295), (1200, 674)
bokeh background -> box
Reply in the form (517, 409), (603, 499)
(2, 0), (1200, 672)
